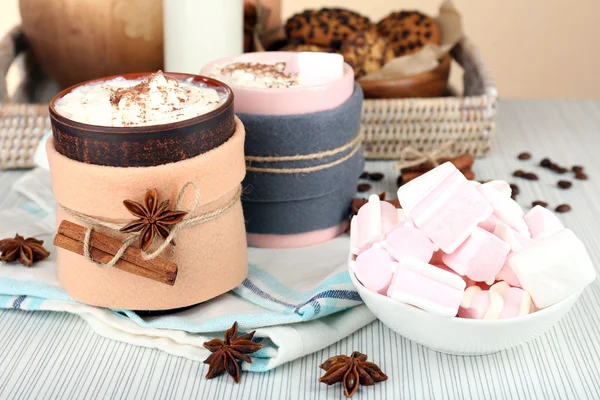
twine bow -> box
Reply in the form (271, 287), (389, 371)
(60, 182), (242, 269)
(394, 141), (456, 171)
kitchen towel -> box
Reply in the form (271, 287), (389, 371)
(0, 166), (376, 371)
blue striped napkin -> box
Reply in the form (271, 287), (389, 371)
(0, 168), (375, 371)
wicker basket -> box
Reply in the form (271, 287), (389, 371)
(0, 26), (52, 170)
(360, 37), (498, 159)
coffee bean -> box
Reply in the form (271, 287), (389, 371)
(513, 170), (525, 177)
(523, 172), (539, 180)
(575, 172), (588, 180)
(572, 165), (584, 173)
(359, 171), (370, 179)
(532, 200), (548, 208)
(540, 158), (551, 167)
(518, 152), (532, 160)
(509, 183), (520, 195)
(555, 204), (572, 213)
(396, 175), (403, 187)
(556, 167), (569, 174)
(368, 172), (384, 181)
(557, 180), (572, 189)
(357, 183), (372, 192)
(511, 194), (517, 201)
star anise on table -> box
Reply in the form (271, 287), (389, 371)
(318, 351), (388, 397)
(202, 322), (263, 383)
(0, 234), (50, 267)
(120, 189), (187, 251)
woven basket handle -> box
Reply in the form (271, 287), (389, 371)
(0, 25), (29, 104)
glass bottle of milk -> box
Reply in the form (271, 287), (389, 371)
(164, 0), (243, 73)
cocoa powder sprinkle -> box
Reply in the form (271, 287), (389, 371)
(218, 62), (299, 88)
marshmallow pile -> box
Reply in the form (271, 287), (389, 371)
(350, 162), (596, 319)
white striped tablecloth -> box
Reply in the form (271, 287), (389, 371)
(1, 100), (600, 399)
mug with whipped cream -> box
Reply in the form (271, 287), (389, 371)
(202, 52), (364, 249)
(47, 71), (248, 310)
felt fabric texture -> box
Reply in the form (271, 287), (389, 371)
(46, 118), (248, 310)
(238, 84), (364, 235)
(243, 151), (364, 234)
(241, 84), (363, 159)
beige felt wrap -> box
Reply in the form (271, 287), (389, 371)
(47, 117), (248, 310)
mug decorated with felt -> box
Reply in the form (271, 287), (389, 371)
(47, 71), (248, 310)
(202, 52), (364, 248)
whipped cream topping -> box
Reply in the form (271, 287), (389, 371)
(54, 71), (227, 127)
(208, 61), (301, 88)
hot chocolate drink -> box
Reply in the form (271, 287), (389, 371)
(209, 61), (301, 88)
(54, 71), (227, 127)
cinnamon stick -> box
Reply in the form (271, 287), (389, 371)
(54, 220), (177, 286)
(402, 153), (474, 173)
(461, 168), (475, 181)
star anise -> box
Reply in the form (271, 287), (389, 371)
(318, 351), (388, 397)
(120, 189), (187, 251)
(202, 322), (263, 383)
(0, 234), (50, 267)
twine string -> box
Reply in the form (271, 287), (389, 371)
(60, 182), (242, 269)
(245, 133), (362, 174)
(394, 141), (456, 171)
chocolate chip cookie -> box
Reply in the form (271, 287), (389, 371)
(341, 30), (395, 79)
(285, 8), (375, 50)
(378, 10), (441, 57)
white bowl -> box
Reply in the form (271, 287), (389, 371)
(350, 271), (582, 355)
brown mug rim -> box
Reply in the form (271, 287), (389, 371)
(48, 72), (234, 134)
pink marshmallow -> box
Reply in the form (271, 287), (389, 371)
(382, 224), (435, 263)
(482, 180), (512, 197)
(397, 208), (407, 222)
(458, 286), (502, 319)
(351, 194), (400, 255)
(478, 185), (530, 237)
(490, 282), (532, 319)
(496, 255), (522, 288)
(459, 282), (531, 320)
(353, 246), (397, 295)
(478, 214), (504, 233)
(442, 227), (510, 282)
(387, 257), (466, 317)
(524, 205), (564, 239)
(433, 264), (491, 290)
(510, 229), (596, 308)
(398, 162), (493, 253)
(492, 223), (533, 252)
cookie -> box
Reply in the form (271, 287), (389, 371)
(377, 10), (441, 57)
(285, 8), (374, 50)
(341, 30), (395, 79)
(284, 43), (334, 53)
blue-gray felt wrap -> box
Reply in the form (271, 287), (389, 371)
(238, 83), (365, 235)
